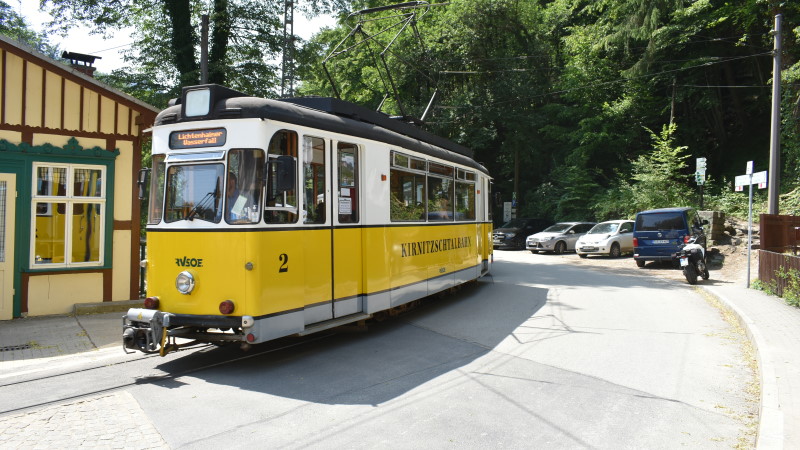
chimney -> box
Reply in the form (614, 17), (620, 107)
(61, 51), (102, 77)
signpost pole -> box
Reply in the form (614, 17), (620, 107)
(735, 161), (765, 288)
(747, 173), (753, 288)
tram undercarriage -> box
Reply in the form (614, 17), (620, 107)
(122, 308), (251, 356)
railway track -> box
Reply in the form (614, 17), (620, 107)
(0, 333), (333, 416)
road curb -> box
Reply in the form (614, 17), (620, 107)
(701, 285), (783, 450)
(73, 300), (143, 316)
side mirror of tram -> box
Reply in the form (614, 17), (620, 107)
(275, 155), (296, 192)
(137, 168), (151, 200)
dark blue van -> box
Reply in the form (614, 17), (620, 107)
(633, 207), (706, 267)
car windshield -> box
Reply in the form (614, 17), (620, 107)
(588, 222), (619, 234)
(543, 223), (572, 233)
(500, 218), (528, 228)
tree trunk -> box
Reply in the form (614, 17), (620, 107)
(163, 0), (199, 87)
(209, 0), (230, 85)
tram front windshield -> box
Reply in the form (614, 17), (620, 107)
(165, 164), (224, 223)
(161, 149), (265, 225)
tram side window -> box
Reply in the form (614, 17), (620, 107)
(428, 162), (454, 221)
(147, 155), (166, 225)
(390, 152), (426, 221)
(488, 181), (494, 222)
(226, 149), (265, 224)
(455, 169), (476, 221)
(303, 136), (326, 224)
(266, 130), (298, 224)
(337, 142), (359, 223)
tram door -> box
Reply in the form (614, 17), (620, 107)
(331, 142), (362, 317)
(302, 137), (334, 318)
(0, 174), (16, 320)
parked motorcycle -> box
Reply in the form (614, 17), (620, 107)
(678, 239), (709, 285)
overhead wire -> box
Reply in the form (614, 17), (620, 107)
(433, 51), (775, 109)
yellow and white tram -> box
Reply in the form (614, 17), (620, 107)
(123, 84), (493, 356)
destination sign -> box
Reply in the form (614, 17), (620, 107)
(170, 128), (226, 149)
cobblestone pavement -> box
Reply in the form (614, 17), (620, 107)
(0, 315), (97, 362)
(0, 391), (168, 449)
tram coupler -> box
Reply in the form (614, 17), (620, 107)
(123, 308), (171, 355)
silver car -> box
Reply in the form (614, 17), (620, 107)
(576, 220), (635, 258)
(526, 222), (596, 254)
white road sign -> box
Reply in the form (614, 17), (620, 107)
(735, 170), (767, 191)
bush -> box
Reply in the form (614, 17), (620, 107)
(775, 266), (800, 307)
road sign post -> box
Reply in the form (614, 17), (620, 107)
(734, 162), (767, 288)
(696, 157), (707, 209)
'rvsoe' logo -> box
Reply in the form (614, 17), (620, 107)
(176, 257), (203, 267)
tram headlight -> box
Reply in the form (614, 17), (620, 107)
(175, 271), (195, 295)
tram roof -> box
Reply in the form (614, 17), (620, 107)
(156, 85), (488, 175)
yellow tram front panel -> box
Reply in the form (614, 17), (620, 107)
(147, 228), (335, 318)
(146, 231), (249, 315)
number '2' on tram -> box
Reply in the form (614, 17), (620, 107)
(123, 84), (494, 356)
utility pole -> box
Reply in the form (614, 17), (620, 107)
(669, 76), (676, 125)
(513, 147), (519, 219)
(200, 15), (209, 84)
(280, 0), (295, 98)
(768, 14), (782, 214)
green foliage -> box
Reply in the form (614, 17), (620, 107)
(37, 0), (800, 225)
(390, 194), (424, 221)
(0, 1), (61, 58)
(780, 185), (800, 217)
(601, 123), (693, 217)
(43, 0), (345, 95)
(753, 266), (800, 308)
(776, 266), (800, 307)
(750, 279), (774, 295)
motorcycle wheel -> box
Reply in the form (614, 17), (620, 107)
(683, 264), (698, 285)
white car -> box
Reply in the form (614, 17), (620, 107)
(526, 222), (596, 254)
(575, 220), (635, 258)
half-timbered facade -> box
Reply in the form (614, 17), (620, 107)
(0, 34), (159, 319)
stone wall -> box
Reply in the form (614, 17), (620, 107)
(699, 210), (726, 244)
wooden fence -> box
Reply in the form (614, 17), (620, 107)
(759, 250), (800, 297)
(760, 214), (800, 253)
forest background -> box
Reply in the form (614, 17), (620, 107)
(5, 0), (800, 223)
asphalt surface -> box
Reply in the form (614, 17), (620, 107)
(0, 249), (797, 448)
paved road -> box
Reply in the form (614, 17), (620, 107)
(0, 250), (756, 448)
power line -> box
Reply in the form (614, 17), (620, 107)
(433, 51), (774, 109)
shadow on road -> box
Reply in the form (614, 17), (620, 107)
(152, 277), (547, 407)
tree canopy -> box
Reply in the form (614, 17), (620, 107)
(34, 0), (800, 220)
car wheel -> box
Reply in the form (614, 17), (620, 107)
(530, 250), (538, 254)
(578, 253), (587, 258)
(635, 259), (645, 268)
(554, 241), (566, 254)
(609, 243), (621, 258)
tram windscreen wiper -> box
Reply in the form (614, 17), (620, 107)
(184, 185), (219, 221)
